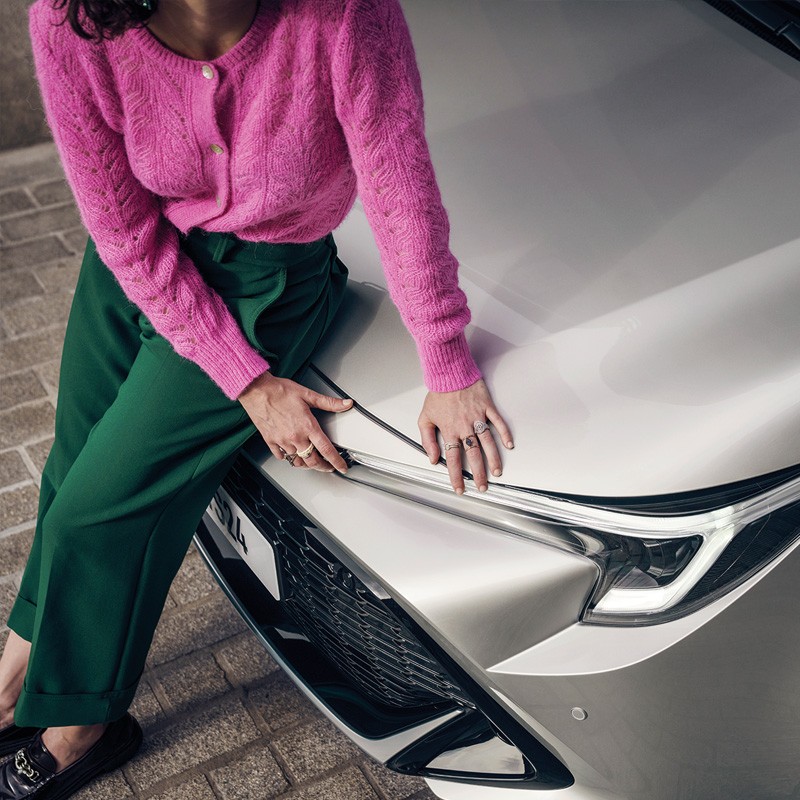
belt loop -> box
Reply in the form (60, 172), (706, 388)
(212, 233), (235, 264)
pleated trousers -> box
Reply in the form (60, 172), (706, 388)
(6, 229), (347, 726)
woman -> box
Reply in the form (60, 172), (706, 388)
(0, 0), (513, 797)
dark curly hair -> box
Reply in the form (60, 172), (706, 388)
(52, 0), (159, 40)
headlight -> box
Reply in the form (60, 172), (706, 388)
(341, 450), (800, 625)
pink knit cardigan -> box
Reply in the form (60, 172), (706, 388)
(29, 0), (481, 399)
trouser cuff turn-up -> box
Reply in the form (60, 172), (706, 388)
(14, 682), (138, 729)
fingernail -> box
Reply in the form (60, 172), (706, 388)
(342, 398), (353, 406)
(492, 468), (502, 477)
(506, 441), (515, 449)
(479, 484), (488, 493)
(455, 487), (464, 495)
(325, 468), (334, 473)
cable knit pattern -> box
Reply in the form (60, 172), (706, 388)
(29, 0), (481, 398)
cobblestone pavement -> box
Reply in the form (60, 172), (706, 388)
(0, 143), (438, 800)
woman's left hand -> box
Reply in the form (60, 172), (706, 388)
(418, 378), (514, 494)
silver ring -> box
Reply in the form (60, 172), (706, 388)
(297, 442), (314, 460)
(462, 436), (477, 450)
(444, 441), (461, 451)
(285, 453), (297, 466)
(473, 420), (489, 435)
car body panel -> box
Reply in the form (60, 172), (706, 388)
(486, 538), (800, 800)
(311, 0), (800, 497)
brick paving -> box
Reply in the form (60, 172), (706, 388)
(0, 143), (437, 800)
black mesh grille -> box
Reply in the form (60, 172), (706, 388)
(223, 458), (472, 710)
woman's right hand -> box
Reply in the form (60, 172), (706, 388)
(238, 372), (353, 472)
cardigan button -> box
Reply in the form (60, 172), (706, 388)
(209, 144), (224, 154)
(201, 64), (215, 79)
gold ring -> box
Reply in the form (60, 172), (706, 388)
(285, 453), (296, 466)
(297, 442), (315, 460)
(444, 442), (461, 451)
(462, 436), (477, 450)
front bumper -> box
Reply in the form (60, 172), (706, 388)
(196, 455), (576, 788)
(196, 449), (800, 800)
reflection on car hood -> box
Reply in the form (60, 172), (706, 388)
(311, 0), (800, 497)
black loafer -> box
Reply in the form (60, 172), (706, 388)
(0, 713), (142, 800)
(0, 727), (39, 759)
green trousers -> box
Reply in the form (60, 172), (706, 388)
(7, 230), (347, 727)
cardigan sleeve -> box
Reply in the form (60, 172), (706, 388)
(331, 0), (482, 393)
(28, 4), (269, 400)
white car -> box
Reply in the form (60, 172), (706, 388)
(196, 2), (800, 798)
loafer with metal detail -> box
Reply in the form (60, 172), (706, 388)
(0, 727), (39, 760)
(0, 713), (141, 800)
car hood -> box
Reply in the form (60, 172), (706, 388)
(310, 0), (800, 497)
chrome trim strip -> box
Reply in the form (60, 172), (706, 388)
(344, 451), (800, 539)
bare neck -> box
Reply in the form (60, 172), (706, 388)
(146, 0), (260, 61)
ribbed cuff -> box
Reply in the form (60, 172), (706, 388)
(190, 321), (271, 400)
(416, 331), (482, 392)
